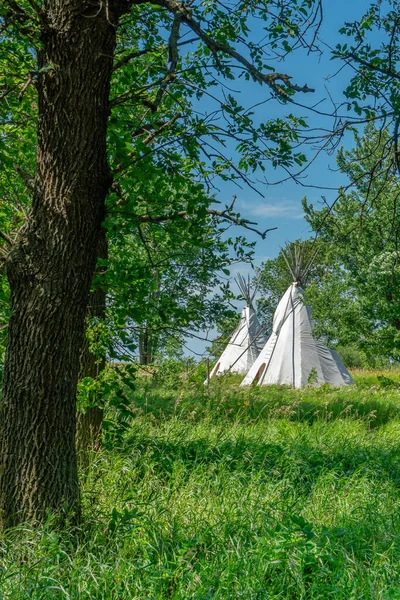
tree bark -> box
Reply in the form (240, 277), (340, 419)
(139, 327), (153, 365)
(76, 229), (108, 470)
(0, 1), (124, 529)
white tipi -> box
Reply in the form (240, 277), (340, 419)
(241, 244), (354, 388)
(208, 275), (267, 379)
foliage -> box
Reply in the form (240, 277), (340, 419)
(304, 125), (400, 362)
(104, 176), (246, 362)
(2, 370), (400, 598)
(332, 0), (400, 123)
(0, 0), (327, 367)
(334, 345), (371, 369)
(78, 363), (139, 449)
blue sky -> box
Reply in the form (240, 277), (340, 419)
(220, 0), (370, 265)
(184, 0), (374, 357)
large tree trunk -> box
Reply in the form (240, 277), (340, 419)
(0, 2), (123, 529)
(76, 230), (108, 470)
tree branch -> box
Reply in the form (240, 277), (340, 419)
(0, 229), (13, 247)
(112, 36), (200, 72)
(348, 52), (400, 83)
(393, 114), (400, 177)
(14, 163), (35, 192)
(148, 11), (182, 111)
(110, 199), (277, 239)
(113, 112), (182, 174)
(146, 0), (314, 98)
(137, 224), (155, 267)
(143, 112), (182, 144)
(113, 47), (155, 72)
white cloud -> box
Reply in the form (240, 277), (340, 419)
(249, 199), (304, 220)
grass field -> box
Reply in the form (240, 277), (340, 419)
(2, 369), (400, 599)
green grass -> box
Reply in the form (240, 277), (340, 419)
(2, 370), (400, 599)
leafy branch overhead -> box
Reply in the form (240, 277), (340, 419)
(110, 189), (277, 239)
(331, 0), (400, 178)
(146, 0), (314, 97)
(0, 0), (326, 273)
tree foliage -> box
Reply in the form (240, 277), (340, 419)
(104, 174), (249, 362)
(0, 0), (324, 365)
(304, 125), (400, 363)
(257, 127), (400, 366)
(330, 0), (400, 181)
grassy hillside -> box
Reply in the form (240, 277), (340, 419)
(2, 369), (400, 599)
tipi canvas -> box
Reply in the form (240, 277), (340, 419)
(241, 244), (353, 388)
(208, 276), (267, 379)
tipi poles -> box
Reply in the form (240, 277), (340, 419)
(281, 240), (319, 286)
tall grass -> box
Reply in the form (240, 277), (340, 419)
(1, 370), (400, 599)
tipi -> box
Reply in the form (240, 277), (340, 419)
(208, 275), (267, 379)
(241, 244), (353, 388)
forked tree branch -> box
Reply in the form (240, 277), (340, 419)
(144, 0), (314, 98)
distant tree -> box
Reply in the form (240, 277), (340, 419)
(104, 173), (252, 365)
(304, 125), (400, 362)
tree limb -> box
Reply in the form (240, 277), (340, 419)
(14, 163), (35, 192)
(148, 11), (182, 111)
(142, 112), (182, 144)
(113, 47), (155, 72)
(145, 0), (314, 98)
(112, 36), (200, 72)
(348, 52), (400, 83)
(110, 202), (277, 239)
(113, 112), (182, 174)
(0, 229), (13, 247)
(137, 224), (156, 267)
(394, 114), (400, 177)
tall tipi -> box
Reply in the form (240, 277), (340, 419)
(208, 275), (267, 379)
(241, 244), (353, 388)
